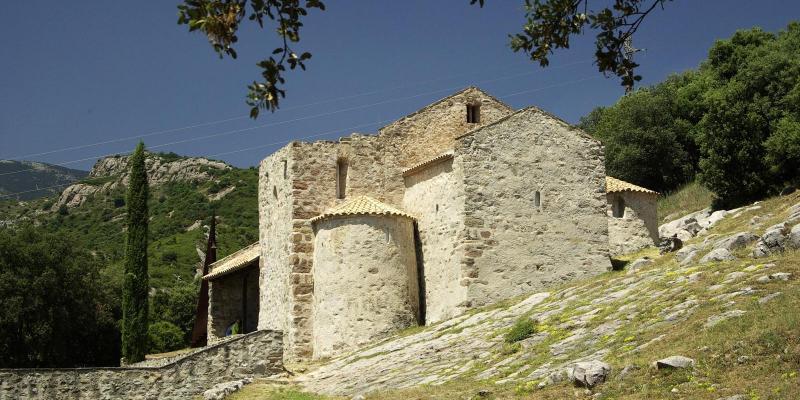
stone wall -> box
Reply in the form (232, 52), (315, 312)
(208, 265), (260, 342)
(454, 108), (611, 308)
(402, 158), (469, 323)
(258, 88), (511, 359)
(607, 191), (659, 256)
(0, 330), (283, 400)
(312, 215), (419, 359)
(258, 146), (294, 350)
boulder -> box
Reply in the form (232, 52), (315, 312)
(679, 250), (700, 266)
(700, 248), (735, 264)
(752, 223), (790, 257)
(714, 232), (759, 251)
(703, 210), (729, 229)
(675, 245), (701, 263)
(653, 356), (695, 370)
(627, 258), (653, 275)
(659, 209), (711, 239)
(789, 224), (800, 249)
(756, 272), (792, 283)
(571, 361), (611, 388)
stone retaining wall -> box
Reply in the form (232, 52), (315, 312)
(0, 329), (283, 400)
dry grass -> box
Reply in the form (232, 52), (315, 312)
(658, 180), (716, 222)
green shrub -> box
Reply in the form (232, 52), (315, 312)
(505, 317), (536, 343)
(161, 251), (178, 264)
(147, 321), (185, 354)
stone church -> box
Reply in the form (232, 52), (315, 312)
(203, 87), (658, 361)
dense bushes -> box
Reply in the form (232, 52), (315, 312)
(0, 228), (121, 367)
(581, 22), (800, 207)
(147, 321), (185, 354)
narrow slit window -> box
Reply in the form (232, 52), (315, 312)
(282, 160), (287, 179)
(613, 197), (625, 218)
(466, 104), (480, 123)
(534, 191), (541, 208)
(336, 159), (348, 199)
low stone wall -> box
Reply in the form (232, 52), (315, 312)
(0, 329), (283, 400)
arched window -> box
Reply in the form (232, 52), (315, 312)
(336, 159), (348, 199)
(613, 196), (625, 218)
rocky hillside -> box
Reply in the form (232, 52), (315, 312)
(0, 160), (87, 200)
(0, 152), (258, 289)
(53, 152), (231, 209)
(236, 191), (800, 400)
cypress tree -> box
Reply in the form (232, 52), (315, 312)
(122, 142), (149, 363)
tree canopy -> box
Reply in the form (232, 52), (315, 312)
(0, 228), (120, 367)
(581, 22), (800, 207)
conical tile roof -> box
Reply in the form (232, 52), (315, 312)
(310, 196), (415, 223)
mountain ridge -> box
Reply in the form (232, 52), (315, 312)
(0, 160), (88, 200)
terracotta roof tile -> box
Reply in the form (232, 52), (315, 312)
(311, 196), (415, 223)
(203, 242), (259, 280)
(402, 152), (454, 177)
(606, 176), (658, 195)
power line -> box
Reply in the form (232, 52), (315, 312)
(1, 59), (592, 161)
(0, 119), (392, 200)
(0, 67), (588, 179)
(0, 74), (602, 198)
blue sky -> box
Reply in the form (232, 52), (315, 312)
(1, 1), (798, 170)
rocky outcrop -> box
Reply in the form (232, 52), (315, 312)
(88, 153), (229, 185)
(53, 153), (230, 209)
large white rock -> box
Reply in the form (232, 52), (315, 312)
(653, 356), (695, 369)
(570, 361), (611, 388)
(700, 248), (735, 264)
(789, 224), (800, 249)
(714, 232), (759, 251)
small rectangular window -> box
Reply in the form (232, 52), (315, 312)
(534, 191), (541, 208)
(613, 197), (625, 218)
(283, 160), (287, 179)
(466, 104), (480, 123)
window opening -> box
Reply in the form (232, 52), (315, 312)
(613, 197), (625, 218)
(336, 159), (348, 199)
(466, 104), (481, 123)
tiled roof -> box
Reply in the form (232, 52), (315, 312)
(402, 151), (454, 177)
(606, 176), (658, 195)
(203, 242), (259, 280)
(310, 196), (415, 223)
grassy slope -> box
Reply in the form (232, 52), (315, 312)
(236, 191), (800, 400)
(657, 180), (716, 222)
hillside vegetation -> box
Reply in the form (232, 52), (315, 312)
(581, 22), (800, 208)
(234, 191), (800, 400)
(0, 152), (259, 366)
